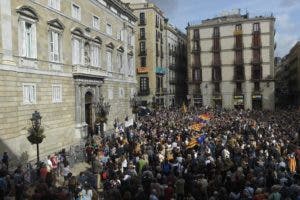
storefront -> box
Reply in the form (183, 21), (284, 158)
(252, 94), (262, 110)
(234, 95), (244, 110)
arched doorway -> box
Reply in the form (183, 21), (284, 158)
(85, 91), (93, 136)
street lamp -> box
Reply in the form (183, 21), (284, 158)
(95, 95), (111, 136)
(27, 111), (45, 163)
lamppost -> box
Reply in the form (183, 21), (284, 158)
(130, 94), (139, 120)
(27, 111), (45, 163)
(95, 95), (111, 136)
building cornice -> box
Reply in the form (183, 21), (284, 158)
(187, 17), (275, 29)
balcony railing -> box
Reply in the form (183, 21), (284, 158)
(251, 58), (262, 65)
(169, 79), (176, 84)
(251, 42), (262, 49)
(139, 20), (146, 26)
(138, 89), (150, 96)
(212, 45), (221, 52)
(233, 74), (245, 82)
(139, 50), (147, 56)
(234, 58), (244, 66)
(169, 64), (176, 70)
(233, 43), (244, 51)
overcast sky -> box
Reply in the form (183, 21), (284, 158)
(149, 0), (300, 57)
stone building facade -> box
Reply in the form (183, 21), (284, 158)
(165, 23), (187, 107)
(0, 0), (137, 161)
(187, 11), (275, 110)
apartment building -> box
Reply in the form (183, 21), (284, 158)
(187, 11), (275, 110)
(122, 0), (168, 107)
(165, 23), (187, 107)
(276, 42), (300, 107)
(0, 0), (137, 161)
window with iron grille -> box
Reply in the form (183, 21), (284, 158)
(140, 77), (149, 91)
(253, 23), (260, 32)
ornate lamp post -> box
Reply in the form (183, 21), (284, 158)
(27, 111), (45, 163)
(95, 95), (111, 136)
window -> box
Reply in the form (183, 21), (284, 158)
(23, 84), (36, 104)
(140, 77), (149, 91)
(106, 23), (112, 35)
(72, 38), (82, 64)
(193, 29), (199, 39)
(49, 31), (60, 62)
(214, 83), (220, 93)
(213, 27), (219, 36)
(108, 88), (113, 100)
(48, 0), (60, 10)
(140, 28), (145, 39)
(140, 42), (146, 53)
(156, 15), (159, 28)
(235, 24), (242, 31)
(254, 82), (260, 91)
(236, 82), (242, 93)
(106, 51), (112, 72)
(91, 45), (100, 67)
(140, 12), (145, 25)
(20, 21), (37, 58)
(141, 57), (146, 67)
(193, 41), (199, 51)
(193, 69), (201, 81)
(128, 56), (133, 75)
(119, 88), (124, 98)
(72, 4), (81, 20)
(253, 23), (260, 32)
(117, 53), (123, 72)
(52, 84), (62, 103)
(93, 16), (99, 30)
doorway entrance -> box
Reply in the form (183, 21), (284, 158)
(85, 92), (93, 135)
(252, 95), (262, 110)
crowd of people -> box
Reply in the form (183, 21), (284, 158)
(95, 107), (300, 200)
(0, 107), (299, 200)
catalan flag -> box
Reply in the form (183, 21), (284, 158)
(181, 102), (187, 113)
(189, 123), (204, 132)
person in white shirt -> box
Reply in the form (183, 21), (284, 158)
(46, 155), (53, 172)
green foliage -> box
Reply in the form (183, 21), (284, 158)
(27, 127), (45, 145)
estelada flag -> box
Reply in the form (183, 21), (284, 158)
(198, 113), (212, 121)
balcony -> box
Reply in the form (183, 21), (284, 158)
(234, 58), (244, 66)
(139, 50), (147, 56)
(233, 43), (244, 51)
(169, 64), (176, 70)
(251, 58), (262, 65)
(212, 46), (221, 52)
(233, 74), (245, 82)
(251, 42), (262, 49)
(139, 20), (146, 26)
(72, 65), (108, 78)
(169, 78), (176, 84)
(139, 36), (146, 40)
(212, 60), (221, 67)
(234, 29), (243, 36)
(138, 89), (150, 96)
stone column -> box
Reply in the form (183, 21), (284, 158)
(75, 83), (83, 139)
(75, 84), (82, 125)
(0, 0), (15, 65)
